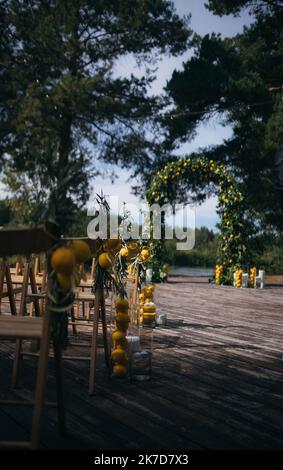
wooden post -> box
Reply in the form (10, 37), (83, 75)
(89, 287), (110, 395)
(53, 343), (66, 436)
(30, 305), (52, 449)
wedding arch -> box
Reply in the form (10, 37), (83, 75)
(146, 155), (254, 284)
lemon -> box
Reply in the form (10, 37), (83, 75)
(98, 252), (113, 269)
(111, 331), (126, 342)
(56, 273), (72, 292)
(70, 240), (91, 263)
(143, 312), (156, 318)
(111, 348), (127, 364)
(115, 312), (130, 321)
(113, 364), (128, 377)
(116, 339), (128, 350)
(51, 247), (75, 275)
(143, 305), (156, 313)
(140, 248), (150, 262)
(115, 298), (129, 312)
(144, 287), (154, 297)
(115, 313), (130, 329)
(116, 320), (129, 332)
(103, 238), (121, 251)
(122, 356), (129, 367)
(120, 247), (128, 258)
(127, 242), (139, 253)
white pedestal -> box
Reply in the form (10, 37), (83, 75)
(146, 269), (153, 282)
(258, 270), (265, 288)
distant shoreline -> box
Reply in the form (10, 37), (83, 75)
(169, 267), (213, 277)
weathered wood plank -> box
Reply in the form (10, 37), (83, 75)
(0, 276), (283, 449)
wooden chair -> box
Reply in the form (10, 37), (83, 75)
(18, 237), (110, 395)
(0, 226), (66, 449)
(0, 257), (18, 316)
(62, 238), (110, 395)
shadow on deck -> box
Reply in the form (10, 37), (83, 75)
(1, 278), (283, 449)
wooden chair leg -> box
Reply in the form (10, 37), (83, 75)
(0, 258), (6, 315)
(100, 291), (110, 368)
(11, 260), (30, 388)
(30, 264), (41, 317)
(70, 307), (77, 335)
(29, 266), (41, 351)
(16, 256), (24, 275)
(34, 256), (39, 276)
(75, 299), (80, 319)
(86, 301), (90, 321)
(5, 265), (17, 316)
(82, 287), (85, 318)
(89, 290), (100, 395)
(30, 316), (51, 450)
(53, 344), (66, 436)
(39, 269), (47, 314)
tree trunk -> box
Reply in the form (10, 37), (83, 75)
(54, 8), (80, 235)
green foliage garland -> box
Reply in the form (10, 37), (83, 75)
(147, 155), (255, 284)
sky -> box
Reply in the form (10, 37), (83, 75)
(91, 0), (251, 230)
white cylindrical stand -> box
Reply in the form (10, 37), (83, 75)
(146, 269), (153, 282)
(258, 270), (265, 288)
(242, 273), (249, 288)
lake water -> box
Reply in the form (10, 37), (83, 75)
(169, 267), (214, 277)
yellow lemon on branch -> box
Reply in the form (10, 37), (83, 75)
(111, 330), (126, 343)
(70, 240), (91, 263)
(140, 248), (150, 262)
(115, 298), (129, 312)
(111, 348), (127, 364)
(98, 252), (113, 269)
(120, 247), (128, 258)
(51, 247), (75, 275)
(56, 273), (72, 292)
(113, 364), (128, 377)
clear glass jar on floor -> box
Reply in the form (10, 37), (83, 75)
(130, 350), (152, 381)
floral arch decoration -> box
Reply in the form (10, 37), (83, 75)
(146, 155), (254, 284)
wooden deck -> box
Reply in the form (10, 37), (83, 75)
(1, 276), (283, 449)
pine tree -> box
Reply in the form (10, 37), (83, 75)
(165, 0), (283, 229)
(0, 0), (190, 232)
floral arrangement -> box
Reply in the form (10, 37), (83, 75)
(139, 284), (156, 327)
(235, 268), (243, 288)
(111, 297), (130, 377)
(92, 236), (152, 378)
(249, 267), (257, 288)
(215, 264), (223, 285)
(48, 240), (91, 347)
